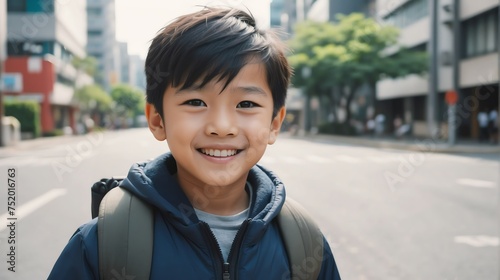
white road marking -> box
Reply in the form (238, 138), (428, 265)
(365, 156), (398, 163)
(281, 156), (302, 164)
(0, 188), (67, 232)
(259, 156), (276, 164)
(456, 178), (496, 188)
(0, 157), (38, 166)
(454, 235), (499, 247)
(335, 155), (360, 163)
(306, 155), (331, 163)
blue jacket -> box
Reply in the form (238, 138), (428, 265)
(48, 153), (341, 279)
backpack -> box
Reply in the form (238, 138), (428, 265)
(92, 178), (324, 280)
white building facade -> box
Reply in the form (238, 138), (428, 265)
(376, 0), (499, 139)
(86, 0), (120, 90)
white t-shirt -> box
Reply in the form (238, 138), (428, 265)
(478, 112), (489, 128)
(489, 110), (498, 127)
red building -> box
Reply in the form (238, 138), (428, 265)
(5, 0), (90, 136)
(4, 56), (77, 134)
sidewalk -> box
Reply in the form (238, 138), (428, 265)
(287, 133), (500, 154)
(0, 133), (99, 158)
(1, 130), (500, 157)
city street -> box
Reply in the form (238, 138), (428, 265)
(0, 128), (498, 279)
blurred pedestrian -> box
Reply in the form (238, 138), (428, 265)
(375, 113), (385, 136)
(477, 109), (489, 142)
(393, 115), (402, 138)
(489, 108), (498, 144)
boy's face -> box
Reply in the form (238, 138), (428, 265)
(146, 62), (285, 189)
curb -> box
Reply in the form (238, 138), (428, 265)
(287, 133), (500, 154)
(0, 132), (104, 158)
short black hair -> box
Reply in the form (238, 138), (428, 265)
(145, 7), (291, 119)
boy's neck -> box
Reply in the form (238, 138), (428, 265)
(175, 172), (250, 216)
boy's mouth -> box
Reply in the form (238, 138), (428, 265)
(198, 148), (241, 157)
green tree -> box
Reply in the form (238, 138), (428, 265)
(72, 56), (99, 77)
(75, 84), (113, 113)
(75, 84), (113, 128)
(288, 13), (428, 131)
(110, 84), (146, 121)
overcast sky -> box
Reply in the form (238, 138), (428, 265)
(115, 0), (271, 59)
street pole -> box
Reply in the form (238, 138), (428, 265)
(302, 67), (311, 133)
(428, 0), (439, 138)
(498, 4), (500, 146)
(449, 0), (460, 145)
(0, 0), (6, 147)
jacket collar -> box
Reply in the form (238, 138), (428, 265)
(120, 153), (286, 237)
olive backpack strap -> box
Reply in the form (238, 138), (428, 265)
(277, 197), (324, 280)
(98, 187), (154, 280)
(96, 185), (322, 280)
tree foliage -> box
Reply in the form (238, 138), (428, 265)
(287, 13), (428, 126)
(110, 84), (146, 118)
(72, 56), (99, 77)
(74, 84), (113, 113)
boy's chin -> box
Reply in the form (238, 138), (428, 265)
(200, 170), (247, 188)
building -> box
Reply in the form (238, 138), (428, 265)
(0, 0), (5, 64)
(128, 55), (146, 92)
(118, 42), (129, 84)
(376, 0), (499, 139)
(86, 0), (120, 90)
(4, 0), (89, 135)
(0, 0), (6, 144)
(307, 0), (375, 21)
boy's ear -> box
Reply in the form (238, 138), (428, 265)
(268, 106), (286, 145)
(145, 103), (166, 141)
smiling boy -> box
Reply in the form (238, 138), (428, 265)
(48, 7), (341, 279)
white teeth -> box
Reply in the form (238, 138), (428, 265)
(201, 149), (237, 157)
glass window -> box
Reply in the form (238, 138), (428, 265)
(26, 0), (54, 13)
(486, 12), (497, 52)
(463, 9), (498, 58)
(476, 16), (486, 54)
(465, 20), (476, 57)
(7, 0), (26, 12)
(87, 7), (102, 16)
(383, 0), (428, 29)
(88, 30), (103, 37)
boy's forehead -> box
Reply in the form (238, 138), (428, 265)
(171, 61), (269, 92)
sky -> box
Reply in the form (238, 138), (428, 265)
(115, 0), (271, 59)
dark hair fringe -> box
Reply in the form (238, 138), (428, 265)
(145, 7), (291, 119)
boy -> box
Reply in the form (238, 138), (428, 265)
(49, 7), (341, 279)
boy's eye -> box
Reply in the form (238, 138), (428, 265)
(237, 101), (259, 108)
(182, 99), (206, 107)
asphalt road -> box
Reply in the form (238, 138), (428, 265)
(0, 128), (498, 279)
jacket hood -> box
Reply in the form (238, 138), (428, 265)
(120, 153), (286, 242)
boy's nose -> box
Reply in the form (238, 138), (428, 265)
(205, 110), (238, 137)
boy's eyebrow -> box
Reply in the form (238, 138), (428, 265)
(175, 83), (203, 94)
(175, 85), (269, 96)
(235, 86), (269, 96)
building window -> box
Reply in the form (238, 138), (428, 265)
(87, 7), (102, 16)
(383, 0), (428, 29)
(463, 9), (498, 58)
(88, 30), (103, 37)
(27, 0), (54, 13)
(7, 0), (26, 12)
(7, 41), (54, 56)
(8, 0), (54, 13)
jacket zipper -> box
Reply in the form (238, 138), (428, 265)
(200, 219), (251, 280)
(225, 219), (251, 280)
(200, 222), (226, 279)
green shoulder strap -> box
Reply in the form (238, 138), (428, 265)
(277, 197), (324, 280)
(98, 187), (153, 280)
(98, 189), (323, 280)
